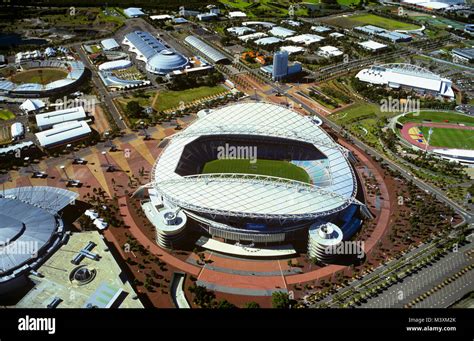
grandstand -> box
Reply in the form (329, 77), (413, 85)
(0, 60), (86, 98)
(0, 186), (77, 295)
(139, 102), (364, 250)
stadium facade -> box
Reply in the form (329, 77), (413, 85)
(0, 186), (78, 294)
(0, 60), (86, 98)
(123, 31), (189, 75)
(139, 102), (365, 251)
(356, 63), (455, 98)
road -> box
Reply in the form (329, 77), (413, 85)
(360, 240), (474, 308)
(73, 43), (127, 131)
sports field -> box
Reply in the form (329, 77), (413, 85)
(0, 109), (14, 121)
(324, 13), (420, 30)
(399, 111), (474, 126)
(419, 127), (474, 150)
(202, 159), (311, 183)
(10, 68), (68, 85)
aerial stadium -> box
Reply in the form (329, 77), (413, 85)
(0, 60), (87, 98)
(122, 31), (189, 75)
(140, 102), (365, 252)
(356, 63), (454, 99)
(0, 186), (78, 294)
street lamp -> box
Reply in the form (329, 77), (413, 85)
(102, 151), (114, 172)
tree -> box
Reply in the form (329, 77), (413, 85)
(188, 284), (215, 308)
(126, 101), (143, 118)
(272, 291), (290, 308)
(244, 301), (260, 308)
(216, 299), (237, 309)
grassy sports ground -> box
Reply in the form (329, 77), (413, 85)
(399, 111), (474, 126)
(0, 109), (14, 121)
(10, 68), (68, 85)
(418, 127), (474, 150)
(153, 86), (227, 112)
(202, 159), (311, 183)
(116, 85), (228, 115)
(323, 13), (420, 30)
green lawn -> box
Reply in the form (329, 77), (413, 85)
(0, 109), (15, 120)
(153, 86), (227, 111)
(10, 68), (68, 85)
(202, 159), (311, 183)
(419, 127), (474, 150)
(400, 111), (474, 126)
(348, 14), (420, 30)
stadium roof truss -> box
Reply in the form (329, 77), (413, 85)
(150, 102), (358, 220)
(152, 173), (361, 221)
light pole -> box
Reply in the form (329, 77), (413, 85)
(102, 151), (114, 172)
(60, 165), (70, 180)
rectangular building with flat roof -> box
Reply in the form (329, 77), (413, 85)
(36, 120), (91, 148)
(36, 106), (87, 130)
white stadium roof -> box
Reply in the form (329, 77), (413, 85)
(356, 63), (454, 98)
(151, 102), (357, 220)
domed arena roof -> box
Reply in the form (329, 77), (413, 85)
(0, 186), (77, 284)
(145, 49), (188, 75)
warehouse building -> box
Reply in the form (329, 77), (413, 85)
(35, 120), (92, 148)
(35, 106), (87, 131)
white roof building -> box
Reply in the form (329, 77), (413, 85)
(98, 59), (132, 71)
(280, 46), (305, 54)
(101, 38), (120, 51)
(318, 46), (343, 58)
(254, 37), (283, 45)
(150, 14), (174, 21)
(269, 26), (296, 38)
(329, 32), (345, 39)
(20, 99), (46, 113)
(238, 32), (268, 42)
(36, 106), (87, 130)
(356, 63), (455, 98)
(228, 11), (247, 18)
(11, 122), (24, 139)
(358, 40), (387, 51)
(312, 26), (331, 33)
(123, 7), (145, 18)
(286, 34), (324, 45)
(227, 26), (256, 36)
(35, 120), (91, 148)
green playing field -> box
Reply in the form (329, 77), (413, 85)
(419, 127), (474, 150)
(202, 159), (311, 183)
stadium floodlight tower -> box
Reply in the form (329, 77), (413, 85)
(101, 151), (115, 172)
(60, 165), (81, 187)
(67, 143), (86, 165)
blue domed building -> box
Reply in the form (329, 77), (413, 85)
(146, 49), (189, 75)
(123, 31), (189, 75)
